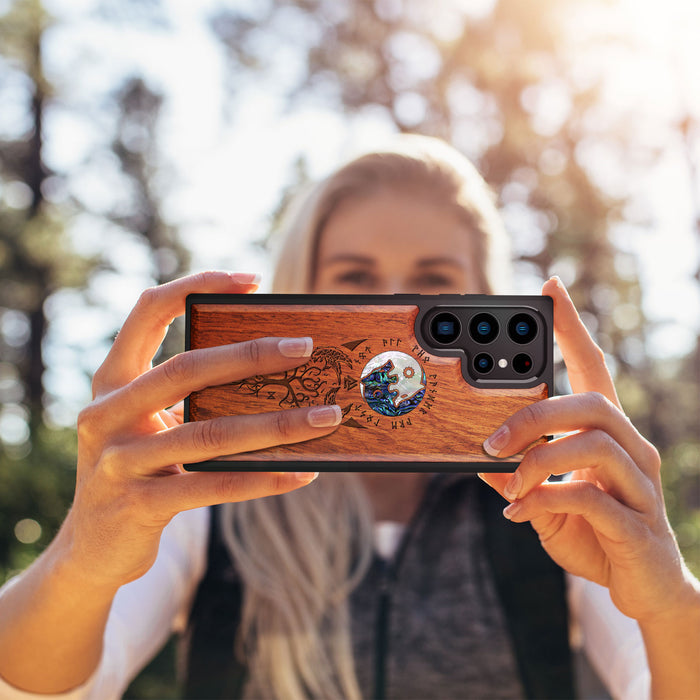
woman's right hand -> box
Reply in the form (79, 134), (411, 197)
(64, 271), (341, 591)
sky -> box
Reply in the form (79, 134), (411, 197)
(3, 0), (700, 426)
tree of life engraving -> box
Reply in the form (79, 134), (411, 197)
(228, 346), (354, 408)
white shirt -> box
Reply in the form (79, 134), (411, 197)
(0, 507), (650, 700)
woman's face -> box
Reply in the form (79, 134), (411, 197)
(312, 188), (482, 295)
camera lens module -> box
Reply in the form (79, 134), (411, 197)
(508, 313), (537, 344)
(473, 352), (494, 374)
(430, 311), (461, 344)
(512, 353), (533, 374)
(469, 313), (499, 344)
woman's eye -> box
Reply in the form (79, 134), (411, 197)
(334, 270), (377, 287)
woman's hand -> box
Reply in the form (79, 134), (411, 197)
(0, 271), (344, 694)
(65, 271), (341, 590)
(478, 277), (699, 628)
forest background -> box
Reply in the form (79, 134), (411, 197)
(1, 0), (699, 696)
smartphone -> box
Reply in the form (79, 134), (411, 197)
(184, 293), (553, 472)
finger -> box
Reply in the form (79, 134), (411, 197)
(165, 401), (185, 424)
(502, 480), (640, 547)
(477, 472), (511, 499)
(94, 271), (260, 395)
(499, 482), (611, 585)
(105, 337), (314, 423)
(147, 469), (319, 517)
(542, 277), (620, 408)
(105, 404), (343, 475)
(500, 430), (655, 512)
(160, 407), (182, 430)
(483, 392), (659, 478)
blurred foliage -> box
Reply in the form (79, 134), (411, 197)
(0, 423), (76, 580)
(109, 76), (191, 286)
(0, 0), (699, 697)
(1, 2), (188, 694)
(0, 0), (89, 423)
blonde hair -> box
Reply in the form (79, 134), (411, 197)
(272, 134), (510, 294)
(220, 476), (373, 699)
(221, 135), (509, 699)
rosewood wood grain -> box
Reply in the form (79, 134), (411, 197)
(187, 303), (548, 465)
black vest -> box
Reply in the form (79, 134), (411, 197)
(181, 477), (575, 699)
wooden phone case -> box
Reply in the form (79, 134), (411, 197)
(184, 294), (553, 472)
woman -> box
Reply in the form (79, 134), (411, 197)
(0, 136), (697, 699)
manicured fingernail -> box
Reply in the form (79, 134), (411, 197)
(294, 472), (319, 483)
(503, 501), (521, 520)
(278, 337), (313, 358)
(504, 470), (522, 501)
(477, 472), (487, 482)
(230, 272), (262, 285)
(551, 275), (571, 298)
(483, 425), (510, 457)
(308, 404), (342, 427)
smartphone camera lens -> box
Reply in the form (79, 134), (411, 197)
(473, 352), (494, 374)
(430, 312), (461, 344)
(512, 353), (534, 374)
(469, 313), (499, 344)
(508, 313), (537, 344)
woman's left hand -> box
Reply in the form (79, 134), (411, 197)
(478, 277), (697, 625)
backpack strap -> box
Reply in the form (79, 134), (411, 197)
(478, 480), (576, 699)
(181, 505), (247, 699)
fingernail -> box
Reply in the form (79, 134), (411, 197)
(483, 425), (510, 457)
(503, 501), (521, 520)
(230, 272), (262, 285)
(308, 404), (342, 428)
(504, 470), (522, 501)
(550, 275), (571, 298)
(294, 472), (319, 483)
(278, 337), (313, 358)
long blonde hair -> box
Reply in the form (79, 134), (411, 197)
(221, 135), (508, 699)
